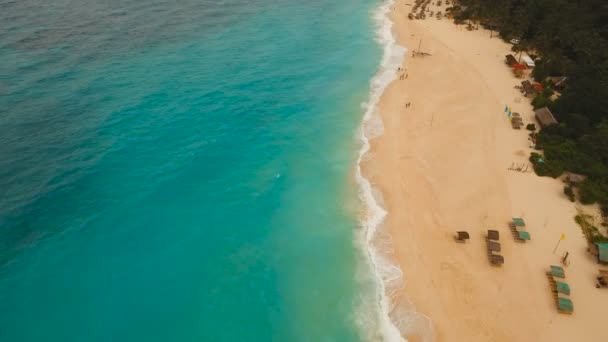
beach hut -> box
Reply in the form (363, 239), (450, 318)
(490, 254), (504, 265)
(509, 219), (530, 242)
(521, 80), (537, 97)
(505, 54), (518, 66)
(512, 217), (526, 227)
(487, 240), (501, 252)
(518, 231), (531, 241)
(522, 55), (535, 68)
(511, 118), (523, 129)
(546, 267), (574, 314)
(535, 107), (558, 127)
(487, 230), (499, 241)
(597, 243), (608, 264)
(486, 235), (504, 265)
(455, 231), (470, 242)
(555, 281), (571, 295)
(557, 297), (574, 314)
(550, 265), (566, 278)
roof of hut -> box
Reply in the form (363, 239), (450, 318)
(535, 106), (558, 127)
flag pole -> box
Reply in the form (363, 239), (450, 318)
(553, 233), (565, 254)
(552, 238), (561, 254)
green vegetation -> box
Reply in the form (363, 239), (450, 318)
(526, 123), (536, 131)
(530, 152), (563, 178)
(575, 214), (608, 244)
(452, 0), (608, 212)
(531, 87), (554, 110)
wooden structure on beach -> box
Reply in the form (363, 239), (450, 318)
(511, 112), (523, 129)
(522, 55), (536, 68)
(521, 80), (537, 97)
(486, 230), (504, 265)
(546, 265), (573, 314)
(454, 231), (470, 243)
(595, 243), (608, 265)
(509, 218), (531, 242)
(505, 54), (518, 66)
(535, 107), (558, 127)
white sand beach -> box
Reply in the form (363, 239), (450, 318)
(363, 1), (608, 341)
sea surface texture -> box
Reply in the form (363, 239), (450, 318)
(0, 0), (383, 341)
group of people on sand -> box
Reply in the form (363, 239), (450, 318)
(396, 67), (412, 109)
(397, 67), (408, 80)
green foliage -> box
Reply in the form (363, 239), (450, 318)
(526, 123), (536, 131)
(532, 159), (564, 178)
(455, 0), (608, 208)
(456, 0), (608, 119)
(529, 152), (541, 163)
(530, 152), (563, 178)
(564, 186), (575, 202)
(579, 179), (608, 205)
(531, 93), (553, 109)
(532, 59), (564, 83)
(530, 85), (555, 110)
(575, 214), (608, 244)
(541, 87), (554, 98)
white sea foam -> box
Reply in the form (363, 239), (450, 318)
(355, 1), (433, 341)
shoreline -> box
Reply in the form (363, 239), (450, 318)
(356, 0), (406, 341)
(362, 1), (608, 341)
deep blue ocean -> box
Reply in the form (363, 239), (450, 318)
(0, 0), (386, 340)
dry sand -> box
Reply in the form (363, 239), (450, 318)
(363, 1), (608, 341)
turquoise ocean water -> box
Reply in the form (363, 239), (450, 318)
(0, 0), (395, 340)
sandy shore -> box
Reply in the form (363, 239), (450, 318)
(363, 1), (608, 341)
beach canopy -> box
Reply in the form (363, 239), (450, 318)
(555, 281), (571, 295)
(551, 265), (566, 278)
(505, 54), (518, 66)
(558, 297), (573, 312)
(490, 255), (505, 265)
(512, 218), (526, 227)
(518, 231), (531, 240)
(598, 243), (608, 263)
(513, 63), (527, 70)
(456, 231), (470, 240)
(532, 83), (543, 91)
(522, 55), (536, 67)
(488, 230), (499, 240)
(488, 241), (501, 252)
